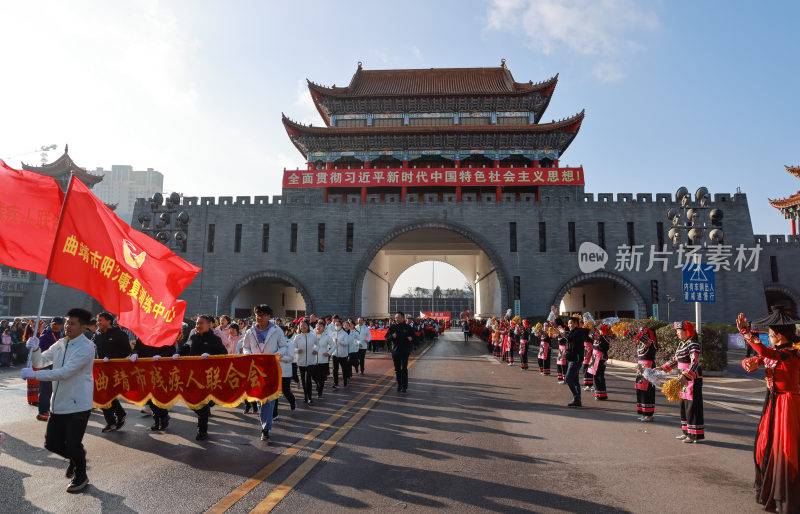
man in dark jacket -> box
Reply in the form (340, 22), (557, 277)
(385, 312), (416, 393)
(180, 314), (227, 440)
(94, 312), (132, 432)
(563, 315), (590, 407)
(131, 336), (175, 431)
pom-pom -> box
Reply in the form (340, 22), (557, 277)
(533, 322), (542, 333)
(662, 378), (682, 402)
(582, 321), (594, 329)
(512, 315), (521, 324)
(610, 322), (629, 339)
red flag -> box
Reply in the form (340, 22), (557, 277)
(0, 159), (64, 274)
(47, 177), (200, 346)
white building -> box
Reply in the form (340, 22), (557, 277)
(91, 165), (164, 224)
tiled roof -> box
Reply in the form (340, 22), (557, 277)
(21, 146), (103, 185)
(785, 165), (800, 179)
(769, 192), (800, 210)
(308, 62), (558, 98)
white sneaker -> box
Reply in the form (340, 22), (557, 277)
(676, 434), (687, 440)
(641, 416), (654, 422)
(583, 386), (591, 391)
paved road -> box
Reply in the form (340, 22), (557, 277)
(0, 332), (767, 513)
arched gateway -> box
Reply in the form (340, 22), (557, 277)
(353, 221), (510, 318)
(224, 270), (314, 320)
(552, 271), (648, 320)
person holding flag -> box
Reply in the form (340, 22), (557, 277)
(21, 308), (96, 493)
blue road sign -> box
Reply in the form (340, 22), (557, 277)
(682, 263), (716, 303)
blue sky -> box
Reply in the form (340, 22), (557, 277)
(1, 1), (798, 292)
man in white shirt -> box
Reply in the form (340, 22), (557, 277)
(352, 318), (371, 375)
(241, 304), (282, 442)
(22, 308), (96, 493)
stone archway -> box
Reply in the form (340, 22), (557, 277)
(352, 220), (510, 317)
(551, 271), (648, 319)
(764, 282), (800, 316)
(222, 269), (315, 318)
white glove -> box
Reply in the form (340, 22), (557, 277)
(130, 353), (138, 362)
(26, 337), (40, 350)
(103, 357), (109, 363)
(21, 368), (36, 380)
(201, 353), (210, 359)
(172, 353), (180, 360)
(152, 355), (160, 361)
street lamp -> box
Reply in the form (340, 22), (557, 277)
(138, 192), (189, 252)
(665, 186), (724, 335)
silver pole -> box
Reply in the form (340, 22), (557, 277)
(27, 279), (49, 367)
(695, 301), (702, 341)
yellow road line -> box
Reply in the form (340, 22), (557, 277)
(206, 369), (393, 514)
(249, 346), (431, 513)
(208, 343), (430, 514)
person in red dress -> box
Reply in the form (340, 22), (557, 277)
(737, 306), (800, 514)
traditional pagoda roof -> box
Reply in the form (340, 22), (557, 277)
(282, 110), (584, 158)
(21, 144), (103, 186)
(768, 165), (800, 217)
(307, 61), (559, 125)
(308, 61), (557, 98)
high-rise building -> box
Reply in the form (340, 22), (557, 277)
(91, 165), (164, 224)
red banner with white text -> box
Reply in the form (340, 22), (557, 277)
(92, 354), (281, 409)
(283, 167), (584, 188)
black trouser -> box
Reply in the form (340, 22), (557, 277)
(45, 410), (91, 477)
(274, 377), (297, 416)
(39, 380), (52, 415)
(463, 331), (470, 342)
(313, 362), (328, 395)
(593, 361), (607, 399)
(292, 363), (299, 382)
(299, 366), (314, 403)
(349, 352), (359, 374)
(357, 348), (367, 374)
(392, 350), (409, 389)
(102, 399), (126, 426)
(333, 356), (350, 386)
(149, 400), (169, 424)
(193, 403), (211, 434)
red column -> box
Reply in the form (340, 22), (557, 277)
(552, 158), (559, 168)
(361, 187), (367, 203)
(493, 159), (500, 168)
(401, 186), (407, 202)
(454, 159), (461, 168)
(325, 161), (332, 170)
(364, 160), (371, 169)
(532, 159), (540, 168)
(496, 186), (502, 202)
(324, 188), (329, 203)
(456, 186), (462, 202)
(307, 161), (313, 170)
(402, 160), (409, 168)
(792, 217), (797, 236)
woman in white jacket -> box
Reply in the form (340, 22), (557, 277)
(330, 320), (352, 389)
(292, 320), (318, 405)
(345, 321), (360, 382)
(314, 321), (333, 399)
(272, 328), (297, 420)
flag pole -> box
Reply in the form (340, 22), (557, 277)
(26, 279), (49, 367)
(27, 172), (75, 367)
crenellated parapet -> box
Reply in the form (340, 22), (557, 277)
(754, 234), (800, 246)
